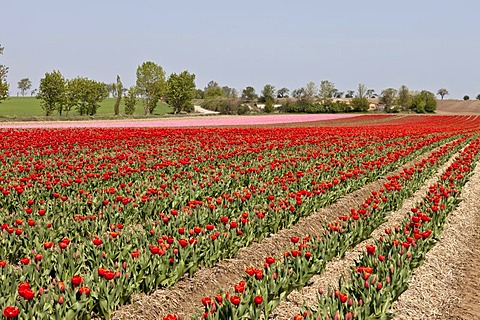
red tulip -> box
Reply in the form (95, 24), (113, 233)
(254, 296), (263, 304)
(3, 306), (19, 318)
(78, 286), (90, 295)
(230, 295), (241, 306)
(366, 245), (376, 255)
(71, 275), (83, 286)
(178, 239), (188, 248)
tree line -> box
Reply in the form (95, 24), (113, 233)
(1, 44), (480, 116)
(33, 61), (196, 116)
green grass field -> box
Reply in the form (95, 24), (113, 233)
(0, 97), (173, 120)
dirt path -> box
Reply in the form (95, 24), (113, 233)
(268, 144), (465, 319)
(392, 161), (480, 319)
(111, 145), (447, 320)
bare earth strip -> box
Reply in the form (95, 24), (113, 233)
(392, 161), (480, 319)
(268, 144), (465, 320)
(112, 143), (449, 320)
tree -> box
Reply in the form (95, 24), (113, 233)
(303, 82), (317, 101)
(366, 89), (376, 98)
(334, 91), (344, 98)
(463, 95), (470, 101)
(194, 89), (204, 99)
(476, 93), (480, 100)
(204, 81), (224, 99)
(241, 86), (257, 101)
(65, 77), (108, 116)
(264, 99), (274, 113)
(351, 83), (370, 112)
(114, 75), (123, 116)
(136, 61), (166, 115)
(165, 71), (196, 114)
(437, 88), (449, 100)
(379, 88), (398, 112)
(124, 86), (137, 115)
(410, 90), (436, 113)
(396, 85), (411, 111)
(0, 45), (8, 103)
(277, 87), (289, 98)
(37, 70), (66, 116)
(17, 78), (32, 97)
(318, 80), (336, 104)
(261, 84), (276, 103)
(222, 86), (237, 98)
(345, 90), (354, 98)
(292, 88), (305, 99)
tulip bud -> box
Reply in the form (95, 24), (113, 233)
(58, 295), (64, 304)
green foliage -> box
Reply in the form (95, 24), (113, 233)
(65, 77), (108, 116)
(397, 89), (409, 110)
(0, 45), (9, 103)
(165, 71), (196, 114)
(396, 85), (411, 111)
(114, 75), (123, 116)
(194, 89), (204, 99)
(292, 88), (306, 99)
(260, 84), (276, 103)
(237, 104), (250, 115)
(222, 86), (237, 98)
(241, 86), (257, 101)
(318, 80), (336, 104)
(463, 95), (470, 101)
(124, 86), (137, 115)
(201, 97), (244, 114)
(17, 78), (32, 97)
(410, 90), (437, 113)
(136, 61), (166, 115)
(204, 81), (224, 99)
(264, 99), (274, 113)
(281, 100), (350, 113)
(379, 88), (398, 113)
(351, 97), (369, 112)
(37, 70), (66, 116)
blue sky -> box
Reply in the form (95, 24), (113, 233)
(1, 0), (479, 98)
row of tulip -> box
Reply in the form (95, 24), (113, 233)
(178, 134), (475, 320)
(0, 131), (455, 320)
(0, 116), (478, 319)
(293, 137), (480, 319)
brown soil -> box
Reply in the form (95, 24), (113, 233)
(111, 145), (445, 320)
(436, 100), (480, 115)
(392, 162), (480, 319)
(269, 145), (464, 319)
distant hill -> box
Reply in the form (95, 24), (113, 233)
(436, 99), (480, 114)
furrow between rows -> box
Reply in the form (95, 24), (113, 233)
(112, 137), (469, 320)
(391, 161), (480, 319)
(268, 141), (468, 320)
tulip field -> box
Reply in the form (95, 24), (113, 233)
(0, 115), (479, 319)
